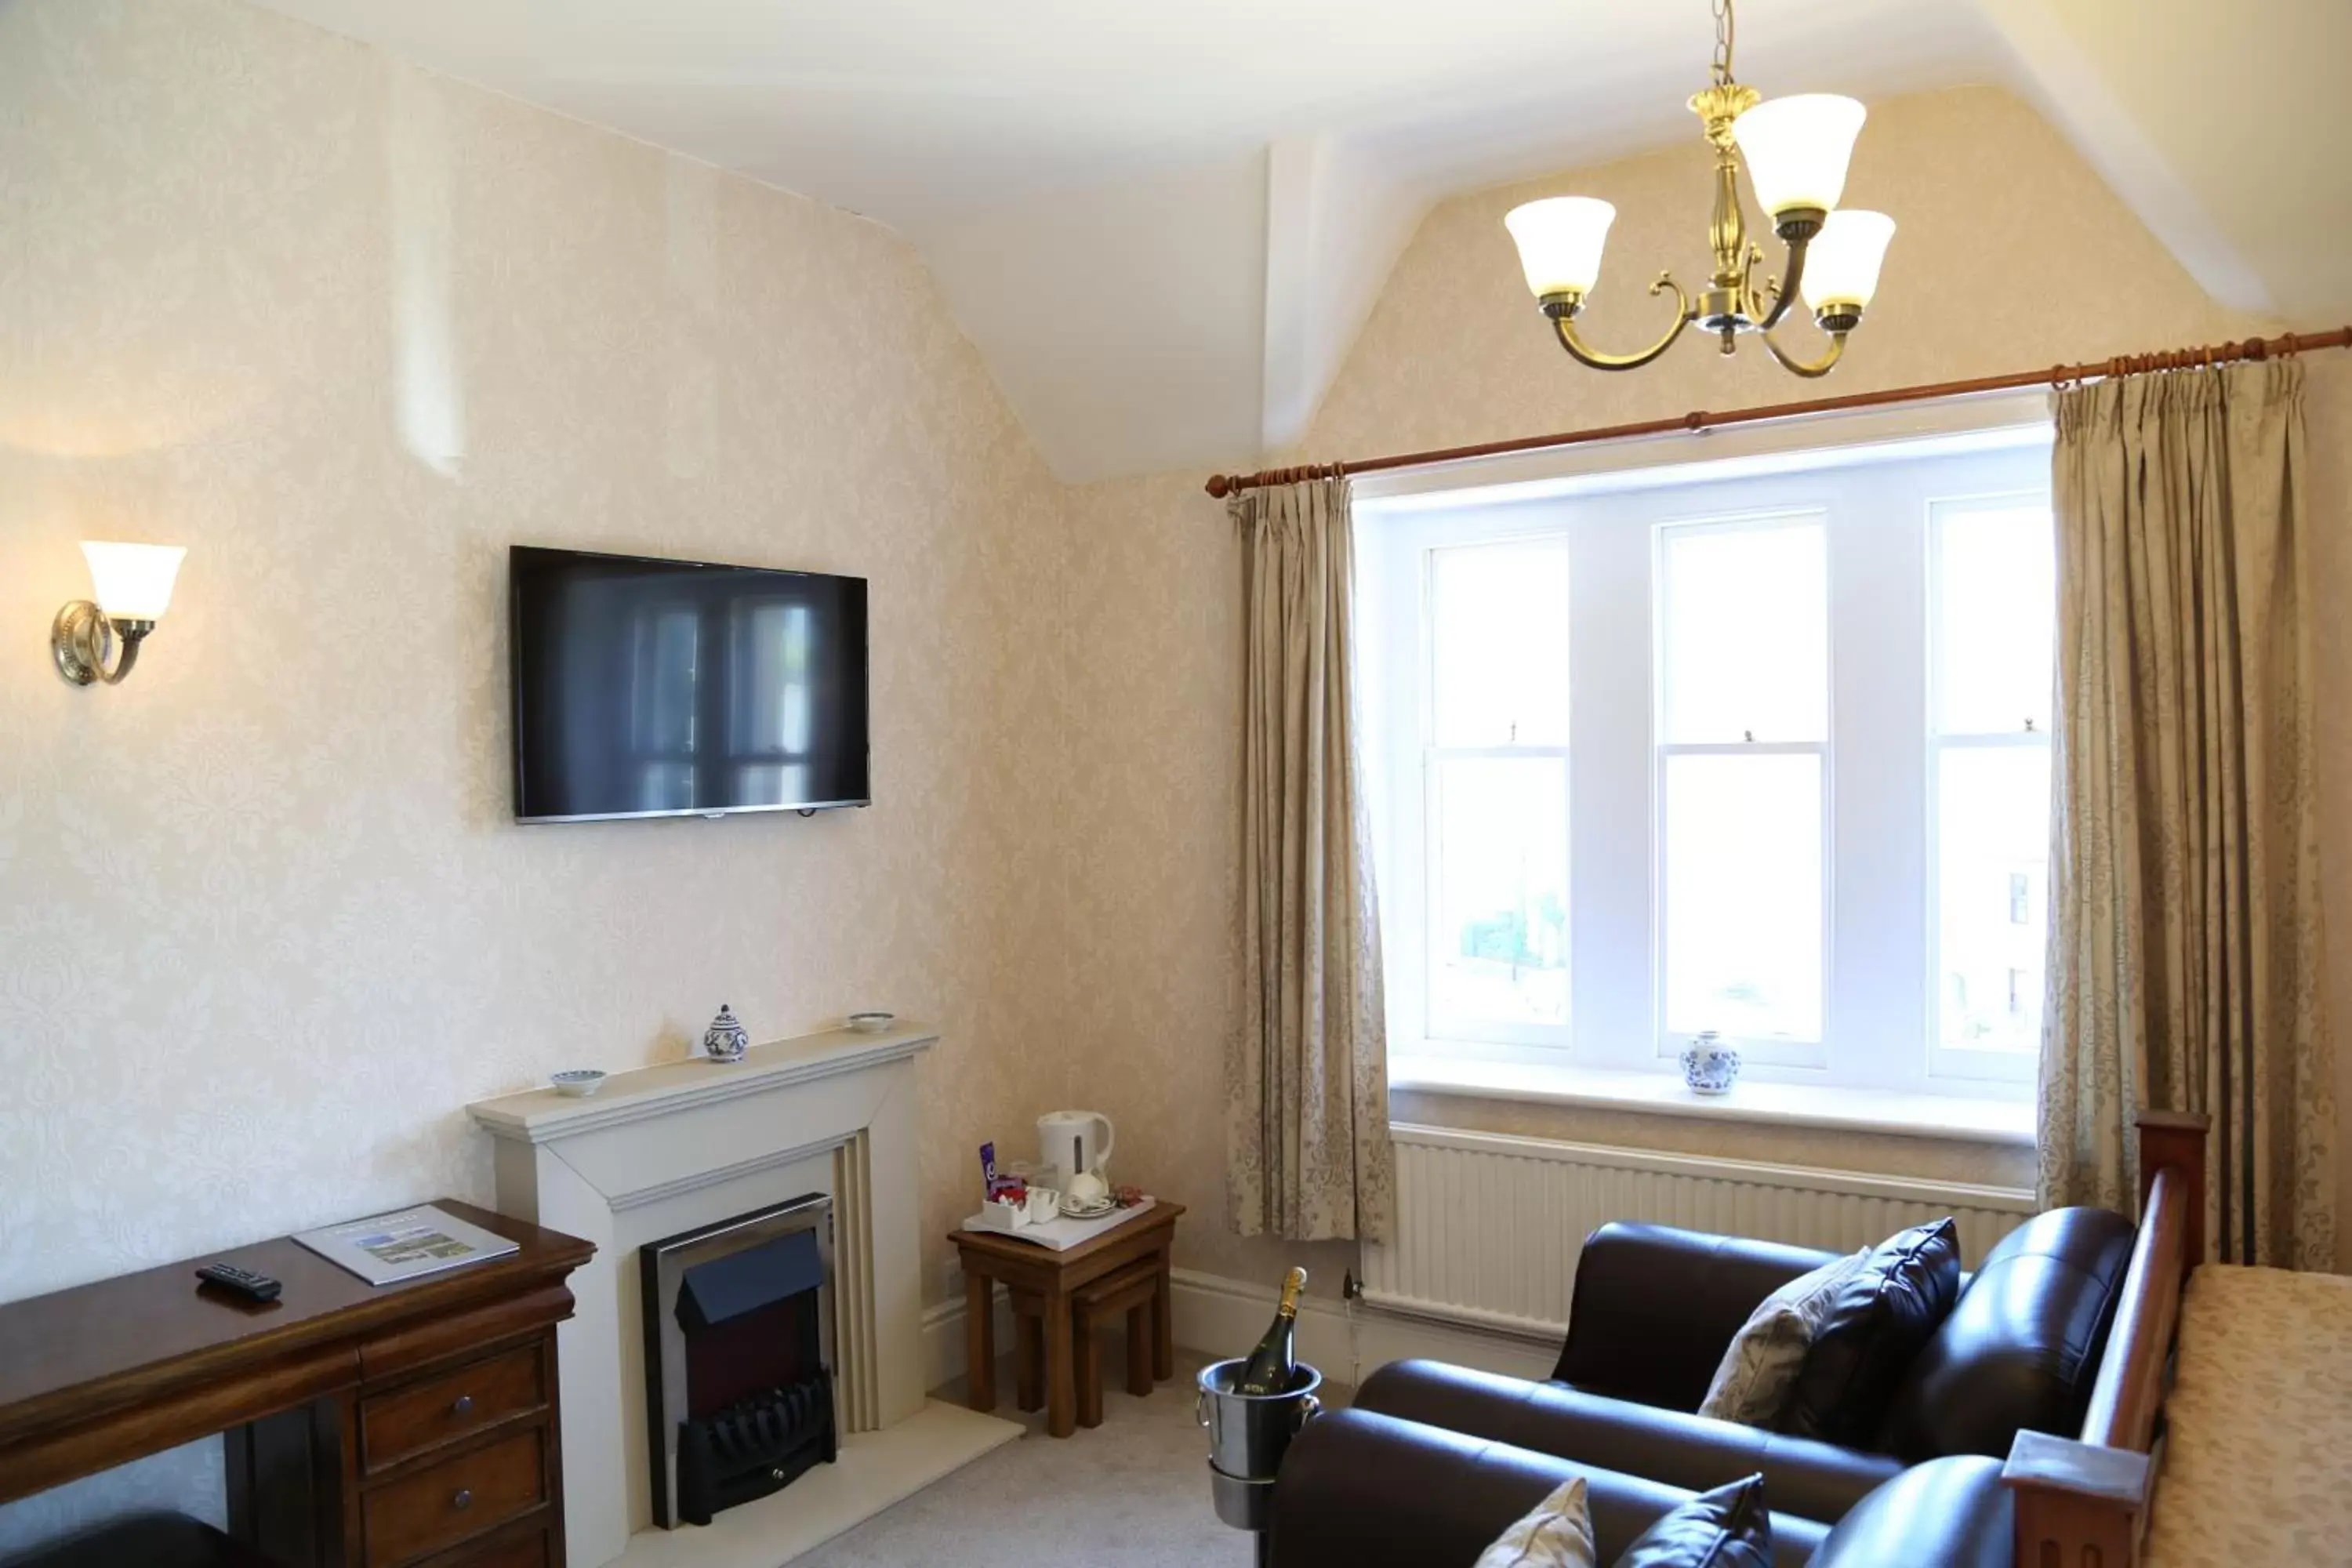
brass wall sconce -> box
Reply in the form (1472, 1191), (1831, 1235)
(53, 541), (187, 687)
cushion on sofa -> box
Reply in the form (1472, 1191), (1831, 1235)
(1475, 1474), (1599, 1568)
(1779, 1219), (1961, 1447)
(1608, 1475), (1771, 1568)
(1876, 1207), (2137, 1462)
(1697, 1248), (1869, 1427)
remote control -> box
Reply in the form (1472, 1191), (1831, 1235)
(194, 1262), (283, 1302)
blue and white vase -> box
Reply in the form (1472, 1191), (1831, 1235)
(703, 1003), (750, 1065)
(1681, 1030), (1740, 1095)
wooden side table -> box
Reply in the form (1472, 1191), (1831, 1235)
(949, 1200), (1184, 1438)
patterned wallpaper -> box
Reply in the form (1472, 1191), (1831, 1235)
(0, 0), (1076, 1548)
(7, 2), (2352, 1548)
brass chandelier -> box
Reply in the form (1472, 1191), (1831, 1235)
(1503, 0), (1895, 377)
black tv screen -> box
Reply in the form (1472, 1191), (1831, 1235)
(510, 546), (869, 822)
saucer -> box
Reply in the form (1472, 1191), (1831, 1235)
(1060, 1196), (1116, 1220)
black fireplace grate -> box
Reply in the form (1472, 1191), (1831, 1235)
(676, 1370), (837, 1526)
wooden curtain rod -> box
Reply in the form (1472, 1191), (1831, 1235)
(1202, 325), (2352, 499)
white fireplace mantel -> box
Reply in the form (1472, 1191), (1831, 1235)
(468, 1026), (938, 1146)
(468, 1023), (1008, 1568)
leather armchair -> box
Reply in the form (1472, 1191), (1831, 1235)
(1355, 1207), (2136, 1525)
(1264, 1410), (2014, 1568)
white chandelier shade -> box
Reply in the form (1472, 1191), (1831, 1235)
(1730, 93), (1867, 219)
(1504, 196), (1617, 299)
(1800, 209), (1896, 312)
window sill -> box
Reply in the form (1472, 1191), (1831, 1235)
(1388, 1055), (2037, 1146)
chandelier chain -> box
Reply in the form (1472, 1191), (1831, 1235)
(1711, 0), (1736, 86)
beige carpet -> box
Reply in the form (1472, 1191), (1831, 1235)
(792, 1352), (1341, 1566)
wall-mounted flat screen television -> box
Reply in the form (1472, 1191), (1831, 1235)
(510, 546), (870, 823)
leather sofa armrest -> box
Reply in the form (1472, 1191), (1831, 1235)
(1356, 1359), (1904, 1525)
(1266, 1409), (1828, 1568)
(1806, 1456), (2013, 1568)
(1554, 1223), (1841, 1409)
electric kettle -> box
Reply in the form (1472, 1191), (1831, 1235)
(1037, 1109), (1116, 1205)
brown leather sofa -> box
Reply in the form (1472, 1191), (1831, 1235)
(1350, 1207), (2135, 1527)
(1265, 1411), (2014, 1567)
(1266, 1409), (1828, 1567)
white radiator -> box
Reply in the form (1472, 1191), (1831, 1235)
(1359, 1123), (2038, 1340)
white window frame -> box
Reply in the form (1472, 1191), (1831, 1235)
(1377, 516), (1579, 1063)
(1652, 510), (1833, 1071)
(1923, 489), (2053, 1086)
(1359, 421), (2054, 1101)
(1417, 534), (1577, 1049)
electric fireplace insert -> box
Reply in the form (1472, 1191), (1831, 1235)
(639, 1193), (838, 1528)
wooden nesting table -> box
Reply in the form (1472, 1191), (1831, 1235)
(949, 1200), (1184, 1439)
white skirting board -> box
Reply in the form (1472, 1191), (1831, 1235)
(921, 1265), (1559, 1395)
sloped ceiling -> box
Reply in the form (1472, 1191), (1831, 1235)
(248, 0), (2343, 482)
(1980, 0), (2351, 326)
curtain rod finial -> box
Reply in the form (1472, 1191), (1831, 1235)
(1205, 474), (1233, 498)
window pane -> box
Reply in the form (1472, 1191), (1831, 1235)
(1431, 537), (1570, 748)
(1430, 756), (1569, 1027)
(1936, 501), (2054, 735)
(1663, 753), (1822, 1040)
(1936, 744), (2051, 1052)
(1660, 520), (1826, 743)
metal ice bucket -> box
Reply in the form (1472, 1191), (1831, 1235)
(1198, 1357), (1323, 1534)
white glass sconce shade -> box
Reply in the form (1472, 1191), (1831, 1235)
(81, 541), (187, 621)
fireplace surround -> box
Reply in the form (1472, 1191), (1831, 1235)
(641, 1194), (839, 1527)
(469, 1022), (1020, 1567)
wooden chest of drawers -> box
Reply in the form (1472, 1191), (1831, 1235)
(348, 1336), (562, 1567)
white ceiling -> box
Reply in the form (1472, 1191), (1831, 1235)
(249, 0), (2344, 482)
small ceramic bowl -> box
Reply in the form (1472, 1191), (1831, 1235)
(847, 1011), (895, 1034)
(550, 1069), (608, 1098)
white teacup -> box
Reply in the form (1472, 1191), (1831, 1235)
(1025, 1188), (1062, 1225)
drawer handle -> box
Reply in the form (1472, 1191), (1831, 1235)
(452, 1488), (473, 1512)
(452, 1394), (474, 1417)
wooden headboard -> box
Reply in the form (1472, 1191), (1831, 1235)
(2001, 1109), (2210, 1566)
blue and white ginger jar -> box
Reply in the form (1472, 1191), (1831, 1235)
(1681, 1030), (1740, 1094)
(703, 1003), (750, 1065)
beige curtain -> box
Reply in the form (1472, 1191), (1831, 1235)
(2042, 359), (2336, 1269)
(1229, 474), (1394, 1243)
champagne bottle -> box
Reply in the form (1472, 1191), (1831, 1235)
(1235, 1266), (1308, 1395)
